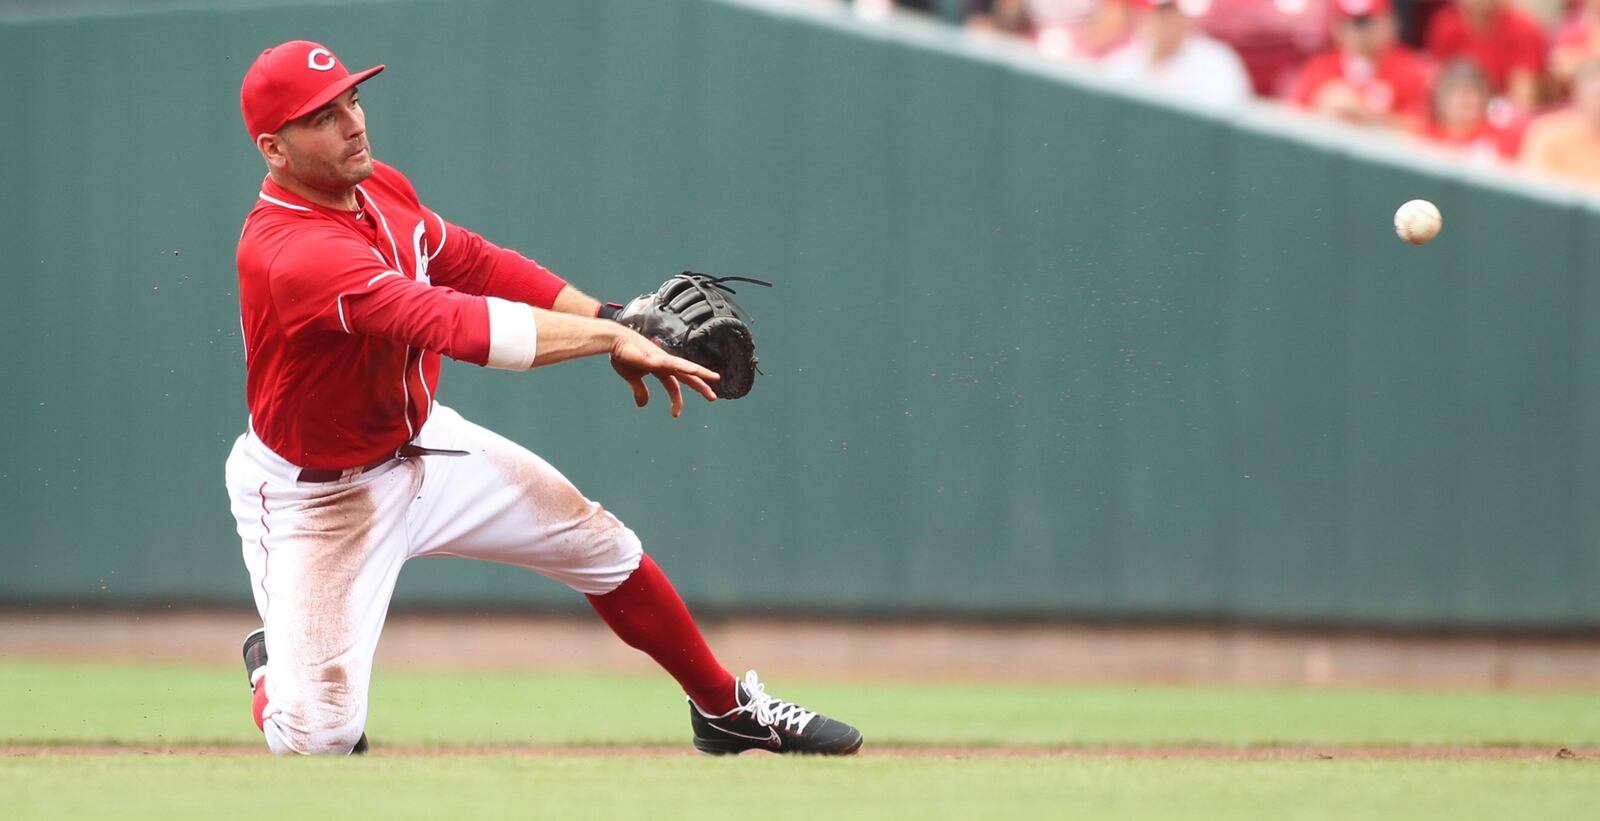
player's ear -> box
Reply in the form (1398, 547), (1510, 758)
(256, 132), (289, 170)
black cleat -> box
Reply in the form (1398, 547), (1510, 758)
(242, 628), (368, 755)
(689, 670), (863, 756)
(242, 628), (268, 690)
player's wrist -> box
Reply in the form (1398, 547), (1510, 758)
(596, 302), (624, 321)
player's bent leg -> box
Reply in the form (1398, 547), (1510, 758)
(585, 554), (738, 716)
(404, 408), (715, 690)
(226, 432), (414, 756)
(590, 556), (864, 755)
(242, 615), (375, 755)
(402, 406), (863, 755)
(404, 405), (646, 594)
(242, 629), (370, 755)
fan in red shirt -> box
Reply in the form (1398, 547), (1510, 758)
(1290, 0), (1434, 128)
(1424, 0), (1547, 111)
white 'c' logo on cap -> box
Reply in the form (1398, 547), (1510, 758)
(307, 49), (335, 71)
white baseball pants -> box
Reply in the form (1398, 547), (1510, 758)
(224, 404), (642, 755)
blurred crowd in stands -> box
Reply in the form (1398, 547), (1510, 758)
(818, 0), (1600, 189)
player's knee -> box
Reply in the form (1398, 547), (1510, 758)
(266, 674), (367, 755)
(563, 511), (641, 566)
(269, 714), (367, 756)
(568, 534), (644, 596)
(306, 723), (367, 756)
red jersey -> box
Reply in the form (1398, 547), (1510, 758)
(1424, 5), (1546, 93)
(236, 161), (566, 469)
(1291, 47), (1434, 121)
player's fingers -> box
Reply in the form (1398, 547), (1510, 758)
(611, 357), (650, 407)
(682, 374), (718, 403)
(658, 373), (684, 418)
(627, 373), (649, 407)
(659, 352), (719, 383)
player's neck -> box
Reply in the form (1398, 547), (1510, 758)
(268, 169), (359, 212)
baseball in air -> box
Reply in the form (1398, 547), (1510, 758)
(1394, 199), (1442, 245)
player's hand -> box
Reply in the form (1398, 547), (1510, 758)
(609, 328), (720, 417)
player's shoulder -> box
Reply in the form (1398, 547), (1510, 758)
(240, 210), (369, 283)
(241, 184), (322, 243)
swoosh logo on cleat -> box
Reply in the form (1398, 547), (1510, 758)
(709, 722), (781, 748)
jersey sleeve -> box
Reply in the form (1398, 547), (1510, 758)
(422, 211), (569, 309)
(267, 228), (538, 370)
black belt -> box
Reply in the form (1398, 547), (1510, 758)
(296, 443), (469, 483)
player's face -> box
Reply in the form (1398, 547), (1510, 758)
(277, 87), (373, 193)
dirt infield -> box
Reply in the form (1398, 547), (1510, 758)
(6, 609), (1600, 688)
(4, 744), (1593, 760)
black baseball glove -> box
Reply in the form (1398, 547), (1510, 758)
(610, 272), (772, 399)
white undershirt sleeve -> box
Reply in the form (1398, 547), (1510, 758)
(484, 296), (538, 370)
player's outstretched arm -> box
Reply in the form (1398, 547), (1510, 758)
(528, 308), (719, 417)
(548, 283), (603, 317)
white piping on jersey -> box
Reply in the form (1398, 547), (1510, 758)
(430, 211), (448, 259)
(256, 181), (429, 439)
(417, 351), (434, 413)
(352, 183), (419, 438)
(258, 192), (312, 212)
(333, 270), (403, 334)
(355, 184), (404, 275)
(400, 349), (415, 439)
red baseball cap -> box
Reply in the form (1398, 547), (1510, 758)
(240, 40), (384, 137)
(1333, 0), (1392, 17)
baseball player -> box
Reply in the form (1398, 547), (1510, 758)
(227, 40), (861, 757)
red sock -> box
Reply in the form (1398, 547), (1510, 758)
(587, 554), (736, 715)
(251, 675), (269, 731)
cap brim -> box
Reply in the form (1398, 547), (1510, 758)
(284, 64), (385, 125)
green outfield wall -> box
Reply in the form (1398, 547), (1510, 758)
(3, 0), (1598, 626)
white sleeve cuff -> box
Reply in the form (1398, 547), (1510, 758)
(484, 297), (538, 370)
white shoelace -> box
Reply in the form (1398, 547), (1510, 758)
(738, 670), (818, 734)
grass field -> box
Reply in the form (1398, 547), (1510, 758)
(4, 660), (1599, 820)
